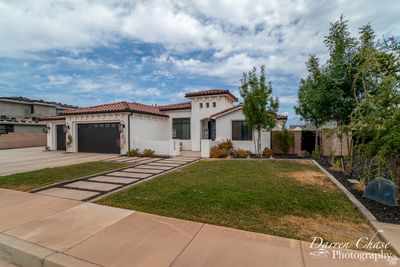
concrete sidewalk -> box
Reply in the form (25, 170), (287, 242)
(0, 188), (396, 267)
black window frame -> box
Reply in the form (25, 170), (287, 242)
(213, 102), (216, 107)
(206, 102), (209, 108)
(232, 120), (252, 141)
(30, 105), (34, 114)
(199, 103), (203, 108)
(172, 118), (191, 140)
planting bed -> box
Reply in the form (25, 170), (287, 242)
(317, 157), (400, 224)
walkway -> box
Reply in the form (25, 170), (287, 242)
(32, 156), (199, 201)
(0, 188), (394, 267)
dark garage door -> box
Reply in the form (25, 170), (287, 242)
(78, 123), (120, 153)
(56, 125), (66, 151)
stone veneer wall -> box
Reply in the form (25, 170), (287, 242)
(0, 132), (46, 149)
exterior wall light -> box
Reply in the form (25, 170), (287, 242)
(119, 124), (125, 133)
(63, 125), (69, 133)
(43, 125), (50, 134)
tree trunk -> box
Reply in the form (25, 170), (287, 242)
(253, 131), (257, 157)
(258, 127), (262, 157)
(397, 155), (400, 200)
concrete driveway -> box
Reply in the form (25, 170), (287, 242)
(0, 147), (118, 176)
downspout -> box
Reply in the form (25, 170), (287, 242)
(127, 112), (133, 151)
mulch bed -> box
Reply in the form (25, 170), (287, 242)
(317, 157), (400, 224)
(273, 154), (306, 159)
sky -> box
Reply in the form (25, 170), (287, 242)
(0, 1), (399, 124)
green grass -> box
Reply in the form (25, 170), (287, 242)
(0, 161), (129, 191)
(98, 160), (376, 243)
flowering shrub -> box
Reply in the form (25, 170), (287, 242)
(263, 147), (273, 158)
(210, 146), (228, 158)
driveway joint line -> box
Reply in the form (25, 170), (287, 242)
(299, 239), (306, 267)
(169, 223), (205, 267)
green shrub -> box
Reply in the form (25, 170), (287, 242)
(274, 129), (294, 154)
(331, 160), (341, 171)
(262, 147), (273, 158)
(311, 145), (322, 159)
(218, 139), (233, 150)
(142, 149), (155, 157)
(236, 149), (250, 158)
(126, 148), (141, 157)
(210, 146), (228, 158)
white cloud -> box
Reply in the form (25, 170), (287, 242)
(57, 56), (101, 67)
(46, 75), (72, 86)
(1, 0), (398, 80)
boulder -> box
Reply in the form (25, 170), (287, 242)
(363, 178), (398, 206)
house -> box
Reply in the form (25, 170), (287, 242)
(41, 89), (287, 157)
(0, 97), (76, 149)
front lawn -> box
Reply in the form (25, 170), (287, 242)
(0, 161), (129, 191)
(98, 160), (376, 245)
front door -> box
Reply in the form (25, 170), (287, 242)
(56, 125), (66, 151)
(208, 120), (216, 141)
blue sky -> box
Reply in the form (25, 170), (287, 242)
(0, 1), (399, 124)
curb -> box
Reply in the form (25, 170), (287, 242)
(0, 234), (99, 267)
(312, 160), (400, 257)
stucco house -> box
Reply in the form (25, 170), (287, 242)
(41, 89), (287, 157)
(0, 97), (76, 149)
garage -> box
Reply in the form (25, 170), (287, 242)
(77, 123), (120, 153)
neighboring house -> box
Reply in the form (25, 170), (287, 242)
(41, 89), (287, 157)
(0, 97), (76, 149)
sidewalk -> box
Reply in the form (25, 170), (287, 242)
(0, 188), (396, 267)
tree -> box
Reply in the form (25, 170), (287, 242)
(275, 126), (295, 155)
(295, 55), (330, 152)
(323, 15), (357, 126)
(240, 65), (279, 157)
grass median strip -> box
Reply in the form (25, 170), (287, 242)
(0, 161), (129, 191)
(97, 160), (379, 247)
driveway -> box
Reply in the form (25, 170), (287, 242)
(0, 147), (118, 176)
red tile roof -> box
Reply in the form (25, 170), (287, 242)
(211, 104), (288, 121)
(276, 114), (288, 120)
(126, 102), (169, 117)
(158, 101), (191, 111)
(210, 104), (243, 118)
(185, 89), (238, 101)
(39, 115), (65, 121)
(61, 101), (168, 118)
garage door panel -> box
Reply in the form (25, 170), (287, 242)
(78, 123), (120, 153)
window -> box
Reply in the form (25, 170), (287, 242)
(213, 102), (216, 107)
(199, 103), (203, 108)
(232, 121), (252, 140)
(173, 118), (190, 140)
(30, 105), (34, 114)
(206, 102), (209, 108)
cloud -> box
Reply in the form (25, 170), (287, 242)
(46, 75), (72, 86)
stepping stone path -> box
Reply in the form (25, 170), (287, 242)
(33, 156), (199, 202)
